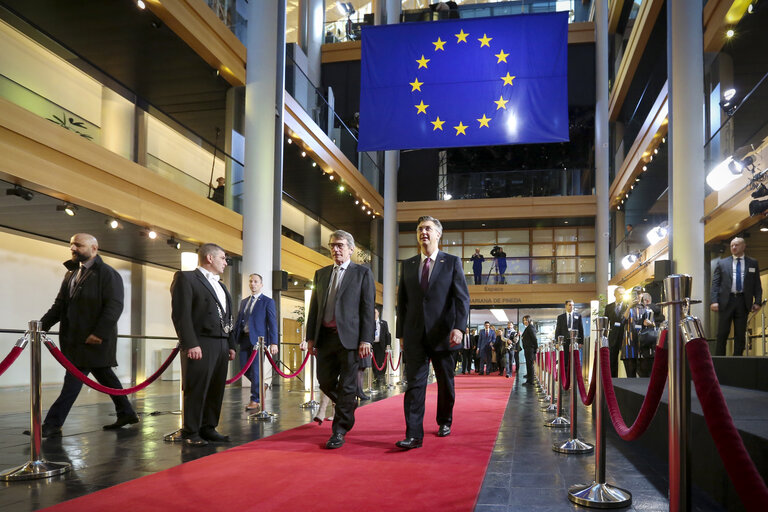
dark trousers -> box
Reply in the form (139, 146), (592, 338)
(716, 294), (748, 356)
(239, 335), (260, 402)
(473, 270), (482, 285)
(478, 346), (492, 374)
(622, 357), (653, 378)
(609, 336), (621, 378)
(316, 328), (358, 435)
(460, 348), (473, 373)
(372, 341), (387, 380)
(181, 337), (229, 436)
(523, 346), (536, 382)
(44, 366), (135, 428)
(512, 350), (520, 372)
(403, 339), (457, 439)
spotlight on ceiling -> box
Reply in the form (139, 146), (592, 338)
(147, 230), (157, 240)
(293, 280), (299, 286)
(287, 138), (292, 144)
(107, 219), (119, 229)
(621, 252), (641, 270)
(707, 155), (747, 191)
(726, 28), (735, 38)
(137, 0), (146, 10)
(646, 223), (668, 245)
(167, 237), (181, 250)
(720, 88), (738, 116)
(443, 193), (452, 200)
(338, 185), (345, 192)
(57, 203), (78, 216)
(6, 185), (34, 201)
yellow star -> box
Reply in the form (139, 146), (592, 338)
(416, 54), (430, 69)
(494, 95), (509, 110)
(431, 117), (445, 131)
(501, 72), (516, 86)
(477, 114), (491, 128)
(455, 29), (469, 43)
(409, 78), (424, 92)
(415, 100), (429, 114)
(453, 121), (468, 135)
(432, 37), (446, 51)
(478, 33), (492, 47)
(494, 49), (509, 63)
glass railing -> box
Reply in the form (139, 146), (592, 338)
(205, 0), (247, 45)
(464, 255), (596, 285)
(402, 0), (593, 24)
(443, 168), (593, 200)
(285, 53), (384, 193)
(324, 13), (375, 44)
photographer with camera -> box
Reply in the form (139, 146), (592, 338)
(490, 245), (507, 284)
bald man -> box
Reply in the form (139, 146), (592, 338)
(39, 233), (138, 437)
(711, 237), (762, 356)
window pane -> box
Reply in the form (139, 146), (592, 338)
(532, 274), (554, 284)
(507, 259), (530, 274)
(498, 229), (530, 244)
(506, 245), (530, 257)
(554, 228), (578, 242)
(398, 247), (418, 260)
(579, 257), (596, 273)
(398, 231), (416, 246)
(442, 232), (462, 245)
(532, 244), (553, 257)
(442, 246), (461, 258)
(578, 242), (595, 255)
(556, 259), (576, 273)
(506, 274), (530, 284)
(531, 229), (553, 242)
(532, 258), (552, 272)
(464, 231), (493, 245)
(578, 228), (595, 241)
(557, 274), (577, 284)
(555, 244), (576, 257)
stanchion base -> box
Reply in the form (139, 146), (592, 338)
(568, 482), (632, 508)
(541, 403), (558, 412)
(0, 460), (71, 481)
(544, 416), (570, 428)
(538, 394), (550, 402)
(366, 388), (381, 396)
(163, 428), (185, 443)
(300, 400), (319, 409)
(553, 438), (594, 454)
(250, 411), (278, 421)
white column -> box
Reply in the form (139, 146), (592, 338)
(668, 0), (705, 318)
(304, 0), (324, 87)
(594, 0), (610, 297)
(243, 0), (281, 293)
(101, 87), (134, 161)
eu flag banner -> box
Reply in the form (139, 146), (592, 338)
(358, 12), (569, 151)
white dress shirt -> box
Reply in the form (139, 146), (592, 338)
(418, 250), (439, 283)
(198, 267), (227, 312)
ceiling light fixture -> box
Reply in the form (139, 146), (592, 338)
(57, 203), (78, 216)
(490, 309), (509, 322)
(6, 185), (34, 201)
(107, 219), (119, 229)
(137, 0), (146, 9)
(147, 230), (158, 240)
(167, 237), (181, 250)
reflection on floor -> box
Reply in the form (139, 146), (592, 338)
(0, 374), (725, 511)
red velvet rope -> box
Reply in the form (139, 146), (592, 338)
(0, 345), (24, 377)
(44, 340), (179, 395)
(599, 345), (668, 441)
(389, 351), (402, 371)
(552, 350), (558, 381)
(560, 350), (570, 390)
(265, 351), (310, 378)
(225, 347), (259, 385)
(686, 338), (768, 511)
(572, 350), (596, 406)
(371, 351), (388, 372)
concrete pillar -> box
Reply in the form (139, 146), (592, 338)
(668, 0), (705, 318)
(303, 0), (324, 87)
(130, 262), (145, 386)
(100, 88), (134, 161)
(595, 0), (610, 297)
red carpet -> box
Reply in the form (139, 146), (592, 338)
(44, 375), (513, 512)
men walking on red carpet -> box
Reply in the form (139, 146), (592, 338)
(170, 243), (236, 447)
(396, 215), (470, 450)
(306, 230), (375, 449)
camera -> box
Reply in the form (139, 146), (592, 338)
(490, 245), (501, 257)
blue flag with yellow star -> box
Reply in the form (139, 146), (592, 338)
(358, 12), (569, 151)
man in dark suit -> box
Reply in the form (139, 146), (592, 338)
(476, 321), (495, 375)
(711, 237), (763, 356)
(372, 307), (391, 384)
(604, 286), (626, 377)
(232, 273), (278, 411)
(460, 327), (474, 374)
(554, 300), (584, 373)
(306, 230), (375, 449)
(521, 315), (538, 385)
(40, 233), (138, 437)
(396, 215), (470, 450)
(171, 243), (236, 447)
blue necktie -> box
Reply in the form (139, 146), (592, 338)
(736, 258), (743, 292)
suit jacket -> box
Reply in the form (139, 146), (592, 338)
(232, 294), (278, 346)
(306, 262), (375, 350)
(477, 328), (496, 353)
(374, 319), (392, 347)
(554, 311), (585, 345)
(396, 251), (470, 351)
(41, 255), (123, 368)
(711, 256), (762, 309)
(604, 300), (625, 348)
(170, 269), (236, 351)
(521, 324), (538, 351)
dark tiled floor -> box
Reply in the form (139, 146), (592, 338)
(0, 374), (726, 511)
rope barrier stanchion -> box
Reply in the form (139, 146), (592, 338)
(568, 316), (631, 508)
(0, 334), (28, 378)
(545, 336), (569, 428)
(537, 346), (549, 400)
(250, 337), (277, 421)
(662, 274), (696, 512)
(1, 322), (70, 481)
(554, 329), (593, 454)
(542, 340), (559, 413)
(683, 319), (768, 511)
(300, 350), (319, 409)
(573, 348), (597, 406)
(384, 349), (394, 390)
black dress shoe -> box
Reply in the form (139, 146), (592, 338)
(437, 425), (451, 437)
(325, 432), (345, 449)
(103, 415), (140, 430)
(395, 437), (423, 450)
(312, 417), (323, 426)
(357, 392), (371, 400)
(200, 430), (230, 442)
(183, 435), (208, 447)
(41, 424), (62, 438)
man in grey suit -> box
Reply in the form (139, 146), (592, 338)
(711, 237), (762, 356)
(306, 230), (375, 449)
(396, 215), (470, 450)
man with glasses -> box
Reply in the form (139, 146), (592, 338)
(306, 230), (375, 449)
